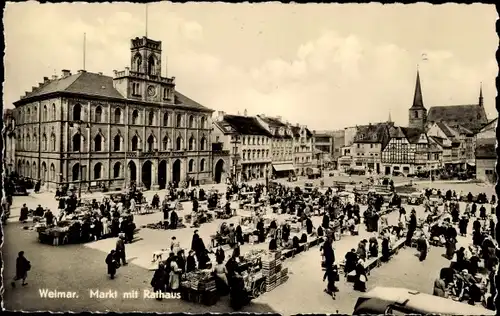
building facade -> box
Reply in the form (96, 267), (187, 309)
(12, 36), (214, 191)
(475, 118), (497, 183)
(256, 115), (295, 178)
(291, 124), (314, 176)
(3, 109), (16, 175)
(213, 112), (272, 182)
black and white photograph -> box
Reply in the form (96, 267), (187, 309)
(1, 2), (498, 314)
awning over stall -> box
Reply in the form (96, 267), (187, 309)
(272, 163), (295, 172)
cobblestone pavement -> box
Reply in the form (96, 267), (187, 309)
(2, 180), (495, 314)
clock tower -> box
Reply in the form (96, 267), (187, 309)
(113, 36), (176, 102)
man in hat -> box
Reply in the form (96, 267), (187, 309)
(115, 234), (127, 265)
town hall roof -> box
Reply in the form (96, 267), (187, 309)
(354, 123), (391, 148)
(14, 71), (212, 112)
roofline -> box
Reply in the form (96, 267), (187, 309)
(13, 91), (214, 113)
(213, 121), (237, 135)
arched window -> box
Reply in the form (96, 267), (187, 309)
(72, 134), (81, 151)
(163, 112), (169, 126)
(73, 104), (81, 121)
(189, 136), (195, 151)
(176, 114), (182, 128)
(33, 133), (37, 150)
(131, 135), (139, 151)
(41, 134), (46, 151)
(200, 137), (207, 151)
(188, 159), (194, 172)
(50, 133), (56, 151)
(200, 159), (206, 172)
(134, 53), (142, 72)
(148, 55), (155, 76)
(113, 162), (121, 178)
(147, 135), (155, 152)
(72, 163), (80, 181)
(189, 115), (195, 128)
(41, 162), (47, 181)
(113, 134), (121, 151)
(414, 111), (418, 119)
(52, 104), (56, 120)
(176, 136), (182, 151)
(200, 116), (206, 129)
(33, 106), (37, 121)
(26, 108), (31, 123)
(43, 105), (48, 121)
(242, 150), (246, 160)
(95, 106), (102, 122)
(94, 134), (102, 151)
(32, 161), (37, 179)
(50, 163), (55, 181)
(132, 110), (139, 125)
(162, 136), (170, 151)
(148, 111), (155, 125)
(94, 163), (102, 180)
(114, 108), (122, 124)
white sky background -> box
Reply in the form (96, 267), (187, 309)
(3, 2), (498, 130)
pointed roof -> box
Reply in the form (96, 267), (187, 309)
(479, 82), (484, 107)
(410, 69), (425, 109)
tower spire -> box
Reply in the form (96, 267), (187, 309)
(388, 110), (392, 123)
(479, 82), (483, 107)
(411, 68), (424, 109)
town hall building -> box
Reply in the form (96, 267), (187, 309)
(11, 36), (214, 191)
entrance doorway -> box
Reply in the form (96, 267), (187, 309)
(128, 161), (137, 185)
(385, 166), (391, 175)
(172, 159), (181, 184)
(142, 160), (153, 190)
(214, 159), (224, 184)
(158, 160), (167, 190)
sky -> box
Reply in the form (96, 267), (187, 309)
(3, 2), (498, 130)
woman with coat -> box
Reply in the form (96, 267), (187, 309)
(235, 225), (244, 245)
(105, 250), (118, 279)
(151, 262), (167, 300)
(353, 259), (368, 292)
(169, 259), (182, 291)
(186, 250), (197, 273)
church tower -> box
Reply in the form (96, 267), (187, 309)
(408, 69), (427, 130)
(130, 36), (162, 76)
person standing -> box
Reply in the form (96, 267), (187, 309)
(105, 250), (118, 279)
(151, 262), (167, 300)
(417, 234), (429, 261)
(169, 259), (181, 291)
(405, 209), (417, 246)
(11, 251), (30, 287)
(115, 235), (127, 265)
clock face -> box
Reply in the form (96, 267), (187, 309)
(147, 85), (156, 97)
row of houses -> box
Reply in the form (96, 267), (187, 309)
(212, 110), (316, 183)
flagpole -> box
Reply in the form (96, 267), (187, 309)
(145, 4), (148, 37)
(83, 33), (86, 70)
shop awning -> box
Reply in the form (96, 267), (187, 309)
(272, 163), (295, 172)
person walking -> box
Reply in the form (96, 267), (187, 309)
(115, 235), (128, 266)
(11, 251), (31, 287)
(105, 250), (118, 279)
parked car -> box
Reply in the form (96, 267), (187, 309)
(407, 192), (423, 205)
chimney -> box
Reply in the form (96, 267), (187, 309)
(61, 69), (71, 78)
(43, 77), (49, 83)
(244, 109), (248, 117)
(98, 72), (103, 75)
(77, 69), (86, 74)
(51, 75), (58, 80)
(31, 86), (37, 92)
(38, 82), (44, 88)
(113, 70), (118, 77)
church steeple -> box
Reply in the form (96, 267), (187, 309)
(411, 68), (425, 109)
(408, 67), (427, 130)
(479, 82), (483, 107)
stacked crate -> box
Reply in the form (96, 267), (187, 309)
(263, 250), (284, 292)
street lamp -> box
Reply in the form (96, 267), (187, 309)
(72, 120), (87, 200)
